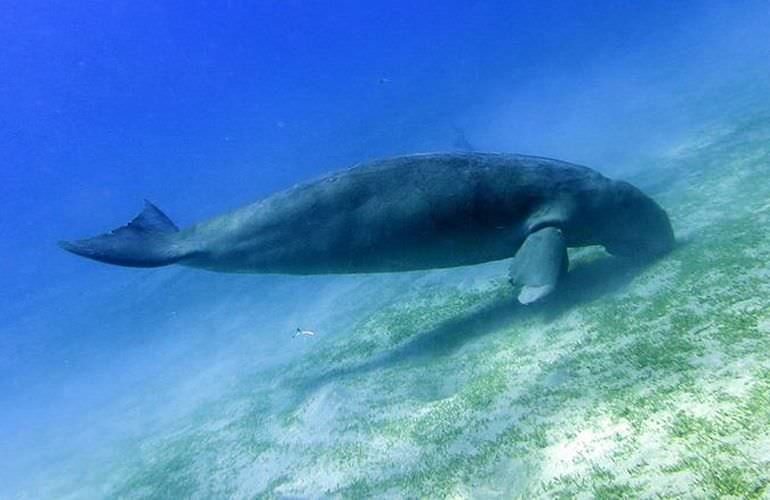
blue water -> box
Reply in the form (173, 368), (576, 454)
(2, 1), (770, 497)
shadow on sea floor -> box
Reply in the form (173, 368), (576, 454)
(291, 249), (668, 395)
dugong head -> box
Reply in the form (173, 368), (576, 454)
(600, 180), (675, 259)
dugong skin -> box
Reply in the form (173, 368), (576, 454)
(173, 152), (675, 275)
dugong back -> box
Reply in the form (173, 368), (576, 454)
(181, 153), (600, 274)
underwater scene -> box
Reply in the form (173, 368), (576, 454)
(2, 1), (770, 498)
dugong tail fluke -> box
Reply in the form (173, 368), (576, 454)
(58, 200), (186, 268)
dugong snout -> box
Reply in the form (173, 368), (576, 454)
(603, 182), (675, 259)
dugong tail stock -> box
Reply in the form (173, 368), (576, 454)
(59, 200), (187, 268)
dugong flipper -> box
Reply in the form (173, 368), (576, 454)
(509, 227), (569, 304)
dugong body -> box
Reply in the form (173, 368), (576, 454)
(60, 153), (674, 303)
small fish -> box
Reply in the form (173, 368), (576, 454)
(294, 328), (316, 338)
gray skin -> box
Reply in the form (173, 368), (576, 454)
(60, 152), (675, 303)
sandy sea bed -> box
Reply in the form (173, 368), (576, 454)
(15, 109), (770, 499)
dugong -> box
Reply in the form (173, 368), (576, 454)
(60, 153), (674, 304)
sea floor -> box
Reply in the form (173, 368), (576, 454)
(14, 113), (770, 499)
